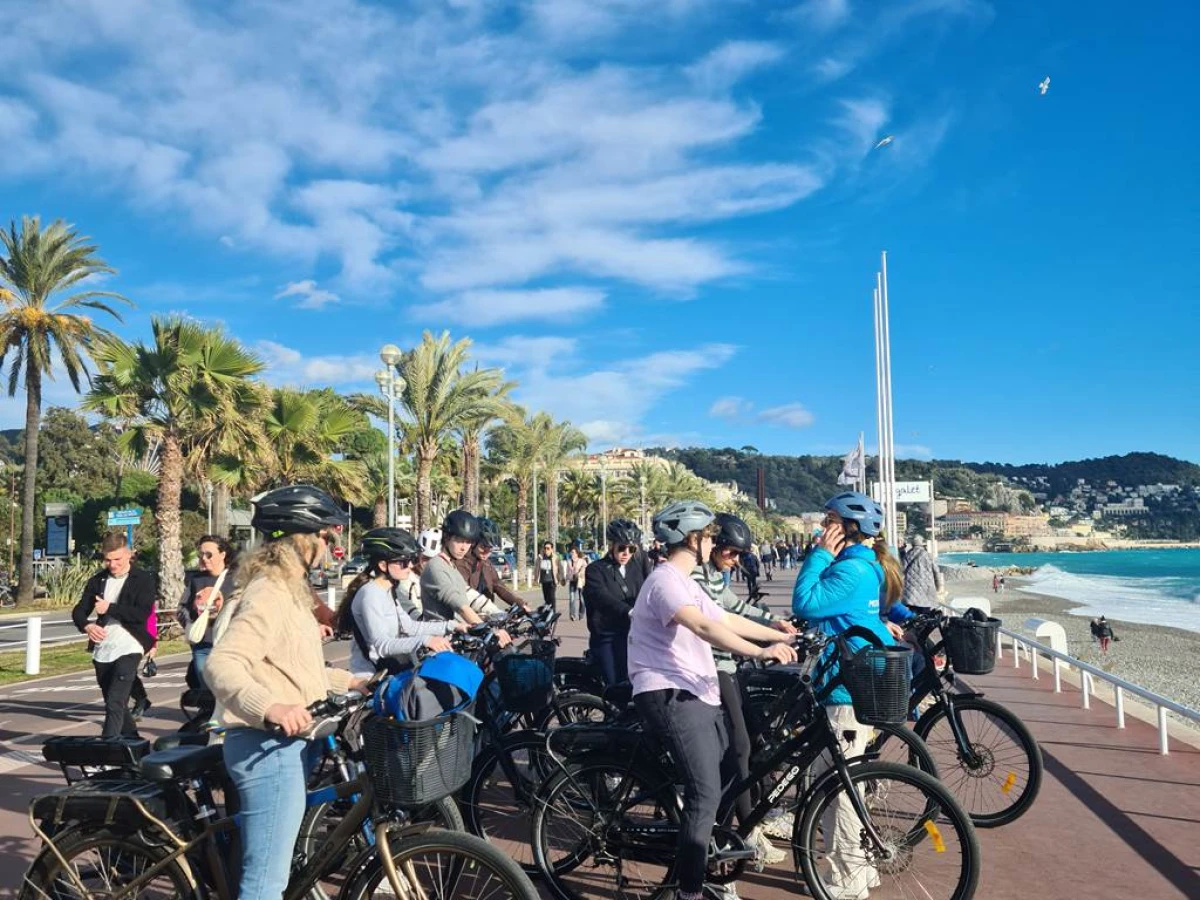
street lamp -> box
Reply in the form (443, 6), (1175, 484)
(376, 343), (404, 528)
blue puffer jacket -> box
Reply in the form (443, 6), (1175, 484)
(792, 543), (895, 705)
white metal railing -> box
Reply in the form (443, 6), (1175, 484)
(996, 622), (1200, 755)
(0, 616), (85, 675)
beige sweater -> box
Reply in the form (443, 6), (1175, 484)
(206, 560), (352, 730)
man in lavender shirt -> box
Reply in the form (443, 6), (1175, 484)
(629, 501), (795, 900)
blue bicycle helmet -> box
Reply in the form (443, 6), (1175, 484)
(824, 491), (884, 537)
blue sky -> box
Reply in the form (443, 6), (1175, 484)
(0, 0), (1196, 465)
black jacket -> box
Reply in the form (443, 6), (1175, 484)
(583, 554), (647, 634)
(71, 566), (157, 653)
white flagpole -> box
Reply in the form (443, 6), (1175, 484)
(881, 251), (898, 550)
(857, 431), (865, 493)
(873, 286), (884, 510)
(875, 272), (891, 546)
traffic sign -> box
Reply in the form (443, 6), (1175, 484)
(332, 546), (346, 560)
(107, 507), (143, 527)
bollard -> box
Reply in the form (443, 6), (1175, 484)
(1158, 706), (1169, 755)
(25, 616), (42, 675)
(1115, 686), (1125, 729)
(1031, 648), (1039, 680)
(1082, 671), (1091, 710)
(512, 569), (518, 592)
(326, 585), (336, 609)
(1053, 657), (1062, 693)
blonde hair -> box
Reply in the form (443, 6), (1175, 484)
(236, 533), (322, 613)
(873, 536), (903, 606)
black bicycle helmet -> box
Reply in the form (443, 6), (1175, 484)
(476, 517), (502, 549)
(442, 509), (481, 542)
(251, 485), (348, 537)
(606, 518), (642, 547)
(713, 513), (752, 552)
(358, 527), (420, 562)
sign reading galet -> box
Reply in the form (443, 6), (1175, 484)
(870, 481), (932, 504)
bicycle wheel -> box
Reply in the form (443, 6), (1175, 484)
(19, 828), (198, 900)
(340, 828), (538, 900)
(864, 722), (940, 779)
(794, 761), (980, 900)
(915, 695), (1043, 827)
(461, 729), (551, 874)
(532, 757), (679, 900)
(534, 691), (614, 730)
(298, 791), (462, 872)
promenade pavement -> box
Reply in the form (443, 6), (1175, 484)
(1, 565), (1197, 900)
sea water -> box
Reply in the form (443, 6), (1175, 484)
(941, 548), (1200, 633)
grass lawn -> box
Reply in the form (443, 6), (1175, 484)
(0, 638), (188, 687)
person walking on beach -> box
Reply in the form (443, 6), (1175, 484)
(992, 573), (1000, 593)
(1096, 616), (1116, 654)
(901, 535), (942, 606)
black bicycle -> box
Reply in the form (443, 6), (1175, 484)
(531, 629), (981, 900)
(867, 606), (1044, 827)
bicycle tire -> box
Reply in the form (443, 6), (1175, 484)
(865, 721), (940, 779)
(915, 695), (1043, 827)
(794, 760), (981, 900)
(297, 790), (462, 873)
(533, 691), (614, 730)
(461, 729), (550, 874)
(19, 827), (199, 900)
(339, 827), (538, 900)
(532, 756), (680, 900)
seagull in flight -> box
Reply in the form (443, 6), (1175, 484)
(1039, 77), (1050, 95)
(873, 135), (895, 150)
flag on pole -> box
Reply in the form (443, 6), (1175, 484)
(837, 443), (865, 486)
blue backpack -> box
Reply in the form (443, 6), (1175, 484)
(371, 652), (484, 722)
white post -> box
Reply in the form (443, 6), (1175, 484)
(879, 254), (898, 549)
(532, 466), (539, 557)
(873, 286), (885, 516)
(326, 586), (336, 610)
(386, 378), (396, 529)
(1115, 686), (1125, 728)
(25, 616), (41, 675)
(996, 628), (1003, 659)
(1012, 638), (1020, 667)
(1031, 647), (1039, 680)
(1082, 671), (1091, 710)
(1053, 657), (1062, 693)
(1158, 706), (1169, 755)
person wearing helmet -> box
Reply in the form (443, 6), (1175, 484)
(419, 510), (511, 647)
(452, 516), (530, 616)
(785, 490), (902, 895)
(581, 519), (646, 687)
(629, 501), (797, 900)
(418, 528), (442, 560)
(205, 485), (368, 900)
(335, 528), (464, 678)
(692, 513), (795, 871)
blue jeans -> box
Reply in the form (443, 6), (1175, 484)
(223, 728), (312, 900)
(568, 583), (584, 620)
(192, 645), (211, 689)
(589, 629), (629, 687)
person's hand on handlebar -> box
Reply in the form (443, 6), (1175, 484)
(424, 635), (454, 653)
(885, 622), (906, 641)
(264, 703), (313, 736)
(757, 641), (798, 666)
(494, 628), (512, 648)
(773, 619), (798, 635)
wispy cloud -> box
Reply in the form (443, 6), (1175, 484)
(276, 280), (340, 310)
(413, 287), (605, 327)
(255, 340), (377, 386)
(685, 41), (786, 92)
(757, 403), (816, 428)
(788, 0), (853, 33)
(709, 396), (751, 420)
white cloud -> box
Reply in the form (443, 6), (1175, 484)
(894, 443), (933, 459)
(757, 403), (816, 428)
(709, 396), (750, 419)
(789, 0), (852, 32)
(414, 287), (605, 327)
(255, 339), (377, 386)
(473, 336), (580, 367)
(275, 280), (340, 310)
(686, 41), (786, 92)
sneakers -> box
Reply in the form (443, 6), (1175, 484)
(761, 811), (794, 841)
(749, 827), (787, 868)
(707, 884), (741, 900)
(130, 697), (152, 721)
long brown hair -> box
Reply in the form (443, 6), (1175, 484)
(334, 559), (389, 634)
(873, 536), (903, 606)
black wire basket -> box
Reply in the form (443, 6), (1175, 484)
(360, 710), (476, 809)
(943, 614), (1001, 675)
(838, 644), (913, 725)
(494, 639), (557, 713)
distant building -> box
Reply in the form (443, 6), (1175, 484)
(1102, 498), (1146, 517)
(577, 448), (665, 480)
(1004, 514), (1051, 537)
(937, 510), (1007, 538)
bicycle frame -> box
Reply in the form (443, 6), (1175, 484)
(906, 614), (987, 766)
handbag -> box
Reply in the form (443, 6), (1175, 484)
(142, 657), (158, 678)
(186, 569), (228, 644)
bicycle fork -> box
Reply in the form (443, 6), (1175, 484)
(375, 822), (425, 900)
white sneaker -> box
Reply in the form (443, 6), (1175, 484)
(707, 883), (741, 900)
(750, 827), (787, 867)
(761, 811), (794, 841)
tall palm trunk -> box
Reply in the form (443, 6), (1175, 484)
(461, 436), (480, 513)
(516, 480), (529, 586)
(416, 444), (435, 533)
(16, 368), (40, 606)
(546, 472), (561, 548)
(372, 496), (386, 527)
(212, 482), (231, 538)
(156, 433), (185, 609)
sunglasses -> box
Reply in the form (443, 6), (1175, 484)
(386, 557), (415, 567)
(615, 544), (638, 554)
(717, 545), (741, 555)
(200, 551), (221, 560)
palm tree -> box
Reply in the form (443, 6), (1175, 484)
(540, 421), (588, 547)
(0, 217), (130, 605)
(84, 318), (264, 608)
(261, 388), (369, 503)
(488, 409), (553, 585)
(559, 469), (600, 534)
(456, 393), (514, 515)
(400, 332), (506, 532)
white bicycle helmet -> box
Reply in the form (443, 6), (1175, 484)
(418, 528), (442, 559)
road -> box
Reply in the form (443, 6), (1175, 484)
(0, 612), (85, 651)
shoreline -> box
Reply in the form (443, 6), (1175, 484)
(941, 573), (1200, 718)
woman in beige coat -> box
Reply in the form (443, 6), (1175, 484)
(206, 485), (366, 900)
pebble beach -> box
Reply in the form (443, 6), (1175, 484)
(940, 567), (1200, 719)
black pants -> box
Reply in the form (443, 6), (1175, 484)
(635, 688), (734, 894)
(746, 573), (759, 596)
(589, 629), (629, 687)
(540, 580), (557, 610)
(718, 670), (756, 824)
(94, 654), (141, 737)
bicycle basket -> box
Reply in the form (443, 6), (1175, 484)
(361, 710), (476, 809)
(838, 644), (912, 725)
(943, 613), (1001, 675)
(494, 639), (556, 713)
